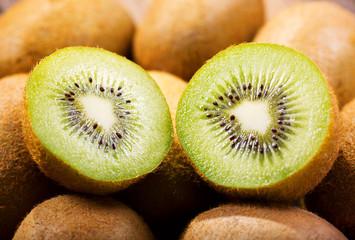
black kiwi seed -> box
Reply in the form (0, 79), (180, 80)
(200, 79), (296, 155)
(56, 77), (135, 152)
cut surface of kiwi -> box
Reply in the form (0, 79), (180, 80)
(176, 43), (340, 201)
(23, 47), (173, 194)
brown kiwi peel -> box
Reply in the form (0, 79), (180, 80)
(0, 0), (134, 78)
(254, 1), (355, 106)
(0, 74), (61, 240)
(134, 0), (264, 80)
(181, 203), (347, 240)
(13, 194), (155, 240)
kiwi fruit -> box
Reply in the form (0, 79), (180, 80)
(13, 194), (154, 240)
(254, 1), (355, 107)
(134, 0), (264, 80)
(181, 203), (347, 239)
(0, 0), (134, 78)
(0, 74), (62, 240)
(22, 46), (173, 194)
(304, 98), (355, 239)
(116, 71), (222, 240)
(176, 43), (341, 202)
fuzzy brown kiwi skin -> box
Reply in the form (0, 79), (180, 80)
(116, 71), (223, 240)
(134, 0), (264, 81)
(0, 74), (63, 240)
(13, 194), (155, 240)
(192, 85), (341, 202)
(304, 98), (355, 239)
(0, 0), (134, 78)
(181, 203), (347, 240)
(254, 1), (355, 107)
(22, 84), (142, 195)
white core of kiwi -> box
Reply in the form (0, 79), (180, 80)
(232, 100), (271, 134)
(80, 95), (116, 130)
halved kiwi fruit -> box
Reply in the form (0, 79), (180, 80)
(22, 47), (173, 194)
(181, 203), (347, 239)
(176, 43), (341, 201)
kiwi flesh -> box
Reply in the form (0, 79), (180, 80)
(176, 43), (341, 201)
(22, 47), (173, 194)
(13, 194), (154, 240)
(254, 1), (355, 107)
(116, 71), (222, 240)
(304, 98), (355, 239)
(134, 0), (264, 80)
(0, 0), (134, 78)
(0, 74), (63, 240)
(181, 203), (347, 239)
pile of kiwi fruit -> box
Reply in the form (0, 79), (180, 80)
(0, 0), (353, 239)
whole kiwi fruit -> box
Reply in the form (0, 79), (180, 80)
(254, 1), (355, 106)
(0, 0), (134, 78)
(134, 0), (264, 80)
(0, 74), (61, 240)
(13, 194), (155, 240)
(176, 43), (341, 201)
(304, 98), (355, 239)
(22, 46), (173, 194)
(181, 203), (347, 239)
(117, 71), (222, 240)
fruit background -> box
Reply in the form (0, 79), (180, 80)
(0, 0), (354, 239)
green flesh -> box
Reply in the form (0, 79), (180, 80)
(176, 43), (331, 188)
(27, 47), (173, 181)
